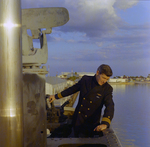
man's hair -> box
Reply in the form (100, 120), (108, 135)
(97, 64), (113, 77)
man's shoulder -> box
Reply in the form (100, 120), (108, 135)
(81, 75), (93, 81)
(105, 82), (113, 90)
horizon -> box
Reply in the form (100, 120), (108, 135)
(47, 71), (150, 78)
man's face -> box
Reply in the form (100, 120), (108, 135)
(96, 71), (110, 85)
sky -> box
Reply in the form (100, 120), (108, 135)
(21, 0), (150, 77)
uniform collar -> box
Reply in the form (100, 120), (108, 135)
(93, 74), (100, 86)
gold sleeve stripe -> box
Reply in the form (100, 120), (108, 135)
(102, 117), (111, 124)
(57, 93), (63, 98)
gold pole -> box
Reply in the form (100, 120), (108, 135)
(0, 0), (23, 146)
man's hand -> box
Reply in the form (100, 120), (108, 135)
(94, 124), (107, 132)
(49, 95), (56, 103)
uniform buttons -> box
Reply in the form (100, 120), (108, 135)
(83, 98), (85, 100)
(88, 108), (90, 110)
(90, 101), (92, 103)
(85, 115), (87, 117)
(108, 116), (110, 118)
(78, 111), (81, 114)
(81, 105), (83, 107)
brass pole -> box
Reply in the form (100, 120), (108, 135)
(0, 0), (23, 146)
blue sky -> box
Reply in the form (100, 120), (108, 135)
(22, 0), (150, 77)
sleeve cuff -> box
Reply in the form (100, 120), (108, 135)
(55, 93), (63, 99)
(101, 117), (111, 128)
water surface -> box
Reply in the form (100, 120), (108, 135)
(111, 84), (150, 147)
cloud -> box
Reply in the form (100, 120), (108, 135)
(59, 0), (120, 38)
(107, 24), (150, 46)
(21, 0), (138, 38)
(96, 42), (103, 47)
(114, 0), (139, 9)
(67, 39), (76, 43)
(22, 0), (146, 50)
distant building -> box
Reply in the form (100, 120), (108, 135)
(58, 72), (70, 79)
(146, 78), (150, 81)
(67, 72), (79, 78)
(135, 77), (142, 81)
(108, 78), (128, 83)
(58, 72), (95, 79)
(146, 74), (150, 81)
(77, 72), (95, 77)
(147, 74), (150, 78)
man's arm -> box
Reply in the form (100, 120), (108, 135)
(101, 86), (114, 128)
(49, 77), (83, 103)
(94, 86), (114, 131)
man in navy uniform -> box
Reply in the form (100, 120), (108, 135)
(49, 64), (114, 137)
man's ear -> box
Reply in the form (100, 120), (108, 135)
(96, 70), (99, 75)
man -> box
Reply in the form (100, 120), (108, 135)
(49, 64), (114, 137)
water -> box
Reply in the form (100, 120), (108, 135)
(111, 84), (150, 147)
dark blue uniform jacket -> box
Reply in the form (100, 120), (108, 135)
(55, 75), (114, 129)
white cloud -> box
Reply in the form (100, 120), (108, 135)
(96, 42), (103, 47)
(114, 0), (139, 9)
(53, 37), (64, 42)
(21, 0), (138, 38)
(67, 39), (76, 43)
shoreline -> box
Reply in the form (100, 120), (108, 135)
(108, 81), (150, 85)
